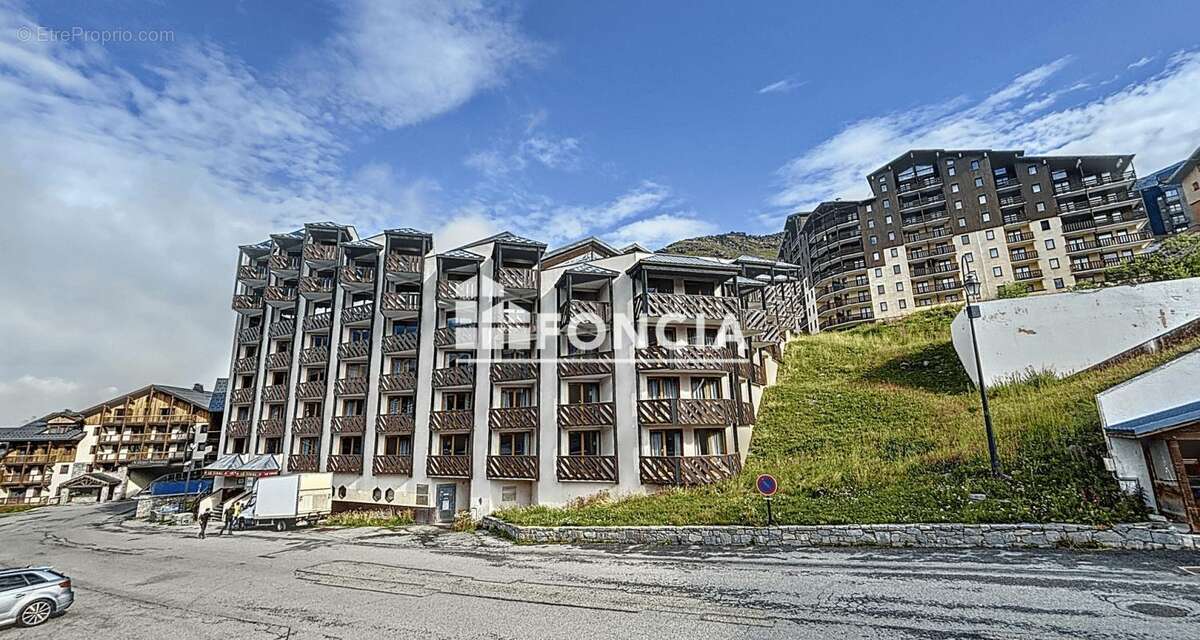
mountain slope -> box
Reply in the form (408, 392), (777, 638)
(660, 231), (782, 260)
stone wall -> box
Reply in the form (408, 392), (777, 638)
(481, 517), (1199, 551)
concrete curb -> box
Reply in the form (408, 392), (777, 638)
(481, 517), (1200, 550)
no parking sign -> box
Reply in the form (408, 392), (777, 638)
(756, 474), (778, 525)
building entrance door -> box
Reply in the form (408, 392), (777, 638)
(436, 484), (456, 523)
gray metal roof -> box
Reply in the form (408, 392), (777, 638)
(564, 263), (619, 277)
(209, 378), (228, 413)
(385, 227), (433, 237)
(439, 248), (485, 262)
(634, 253), (741, 271)
(304, 221), (346, 230)
(78, 384), (214, 417)
(490, 231), (547, 248)
(59, 471), (123, 488)
(543, 236), (620, 261)
(0, 411), (85, 443)
(737, 276), (766, 288)
(341, 239), (381, 251)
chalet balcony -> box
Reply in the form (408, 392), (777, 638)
(334, 377), (368, 397)
(233, 356), (258, 374)
(303, 243), (339, 266)
(376, 412), (415, 433)
(901, 210), (950, 230)
(426, 455), (471, 478)
(292, 416), (322, 436)
(299, 276), (334, 300)
(490, 361), (537, 383)
(295, 380), (326, 401)
(495, 267), (537, 294)
(557, 402), (615, 428)
(226, 420), (251, 438)
(257, 418), (285, 438)
(904, 228), (952, 247)
(237, 265), (267, 284)
(381, 292), (421, 317)
(269, 318), (295, 338)
(488, 407), (538, 431)
(486, 455), (538, 480)
(557, 351), (614, 378)
(261, 384), (288, 403)
(302, 311), (333, 332)
(341, 303), (374, 326)
(373, 455), (413, 476)
(268, 254), (300, 275)
(337, 339), (371, 361)
(639, 454), (741, 486)
(339, 266), (375, 291)
(382, 332), (419, 354)
(298, 345), (328, 366)
(265, 351), (291, 371)
(558, 299), (611, 332)
(1, 475), (49, 487)
(635, 292), (740, 321)
(229, 387), (256, 404)
(379, 372), (417, 393)
(429, 409), (474, 432)
(287, 453), (319, 473)
(434, 325), (476, 348)
(432, 365), (475, 388)
(740, 309), (771, 335)
(385, 252), (423, 280)
(637, 398), (753, 427)
(556, 455), (618, 482)
(1002, 212), (1029, 226)
(636, 344), (736, 373)
(232, 294), (263, 315)
(237, 325), (261, 344)
(330, 415), (366, 434)
(264, 286), (297, 307)
(326, 454), (361, 474)
(437, 279), (477, 304)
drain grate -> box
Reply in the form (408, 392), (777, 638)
(1126, 602), (1191, 618)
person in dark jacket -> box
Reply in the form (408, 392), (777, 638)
(198, 509), (212, 539)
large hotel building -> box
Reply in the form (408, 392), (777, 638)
(780, 149), (1154, 330)
(218, 225), (808, 520)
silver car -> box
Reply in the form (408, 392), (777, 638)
(0, 567), (74, 627)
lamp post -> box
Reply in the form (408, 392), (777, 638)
(959, 259), (1002, 478)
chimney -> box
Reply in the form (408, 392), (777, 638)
(193, 383), (205, 392)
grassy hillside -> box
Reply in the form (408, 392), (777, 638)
(497, 308), (1200, 527)
(660, 231), (782, 260)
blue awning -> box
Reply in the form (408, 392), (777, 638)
(1105, 399), (1200, 437)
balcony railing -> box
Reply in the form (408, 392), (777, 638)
(295, 380), (326, 400)
(557, 402), (615, 428)
(376, 412), (415, 433)
(373, 455), (413, 476)
(341, 303), (374, 325)
(288, 454), (319, 473)
(379, 372), (417, 393)
(1071, 256), (1135, 273)
(557, 351), (614, 377)
(269, 254), (300, 273)
(556, 455), (618, 482)
(265, 351), (291, 370)
(1066, 232), (1154, 253)
(269, 318), (295, 338)
(261, 384), (288, 403)
(292, 416), (322, 436)
(1009, 250), (1039, 262)
(426, 455), (471, 478)
(264, 286), (297, 306)
(386, 252), (422, 277)
(226, 420), (250, 438)
(229, 388), (256, 404)
(490, 361), (537, 383)
(303, 311), (333, 332)
(233, 356), (258, 374)
(636, 345), (736, 373)
(488, 407), (538, 431)
(434, 325), (476, 348)
(637, 398), (744, 426)
(257, 418), (285, 438)
(334, 377), (368, 396)
(232, 294), (263, 314)
(1014, 269), (1044, 281)
(237, 265), (267, 282)
(337, 340), (371, 361)
(299, 345), (328, 366)
(381, 292), (421, 315)
(907, 245), (955, 261)
(303, 243), (338, 265)
(237, 325), (262, 344)
(1006, 231), (1035, 244)
(330, 415), (366, 434)
(636, 293), (740, 321)
(486, 455), (538, 480)
(429, 410), (474, 431)
(431, 365), (475, 388)
(298, 276), (333, 298)
(495, 267), (537, 291)
(437, 279), (477, 302)
(339, 266), (375, 288)
(910, 263), (958, 278)
(382, 332), (419, 354)
(639, 454), (741, 486)
(558, 299), (611, 330)
(326, 454), (362, 474)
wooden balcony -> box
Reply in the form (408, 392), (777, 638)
(381, 292), (421, 317)
(334, 377), (368, 396)
(432, 365), (475, 388)
(375, 412), (415, 433)
(639, 454), (741, 486)
(637, 398), (743, 426)
(233, 356), (258, 374)
(429, 410), (474, 432)
(232, 294), (263, 315)
(303, 243), (338, 265)
(237, 325), (261, 344)
(226, 420), (251, 438)
(434, 325), (476, 348)
(373, 370), (414, 393)
(288, 453), (319, 473)
(295, 380), (327, 400)
(558, 299), (611, 331)
(261, 384), (288, 403)
(330, 415), (366, 433)
(292, 416), (323, 436)
(337, 340), (371, 361)
(299, 345), (329, 366)
(257, 418), (285, 438)
(556, 455), (618, 482)
(264, 286), (297, 307)
(557, 402), (615, 428)
(427, 455), (471, 478)
(269, 318), (295, 338)
(341, 303), (374, 326)
(437, 279), (477, 303)
(303, 311), (333, 332)
(269, 254), (300, 274)
(299, 276), (334, 299)
(740, 309), (772, 336)
(339, 266), (375, 290)
(557, 351), (614, 378)
(488, 407), (538, 431)
(636, 293), (740, 321)
(1, 475), (48, 487)
(326, 454), (362, 473)
(237, 264), (267, 283)
(385, 252), (422, 279)
(495, 267), (537, 293)
(265, 351), (291, 370)
(373, 455), (413, 476)
(636, 344), (736, 372)
(490, 361), (537, 383)
(382, 332), (418, 354)
(229, 388), (256, 404)
(486, 455), (538, 480)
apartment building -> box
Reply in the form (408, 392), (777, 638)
(780, 149), (1154, 330)
(217, 224), (808, 520)
(0, 411), (84, 506)
(1137, 145), (1200, 236)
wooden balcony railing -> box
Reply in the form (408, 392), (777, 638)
(636, 344), (740, 373)
(268, 317), (295, 338)
(556, 455), (618, 482)
(382, 332), (419, 354)
(381, 292), (421, 315)
(295, 380), (327, 400)
(237, 325), (261, 344)
(427, 455), (471, 478)
(558, 299), (611, 330)
(376, 412), (415, 433)
(434, 325), (476, 348)
(341, 303), (374, 325)
(226, 420), (251, 438)
(330, 415), (366, 434)
(636, 292), (741, 320)
(437, 279), (477, 302)
(261, 384), (288, 403)
(265, 351), (291, 370)
(257, 418), (285, 438)
(488, 407), (538, 431)
(379, 372), (417, 393)
(269, 254), (300, 272)
(299, 276), (334, 297)
(264, 286), (297, 305)
(231, 294), (262, 313)
(337, 340), (371, 361)
(302, 311), (333, 332)
(334, 377), (368, 396)
(486, 455), (538, 480)
(229, 388), (256, 404)
(429, 410), (474, 432)
(639, 454), (741, 486)
(237, 265), (267, 282)
(557, 402), (615, 428)
(386, 252), (422, 276)
(299, 345), (329, 366)
(233, 356), (258, 374)
(303, 243), (339, 264)
(326, 454), (362, 473)
(495, 267), (537, 291)
(432, 365), (475, 388)
(339, 266), (376, 287)
(556, 351), (614, 378)
(373, 455), (413, 476)
(637, 398), (736, 426)
(292, 416), (323, 436)
(490, 361), (537, 383)
(287, 454), (319, 473)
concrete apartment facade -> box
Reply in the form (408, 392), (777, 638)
(1137, 144), (1200, 236)
(780, 149), (1154, 330)
(218, 224), (807, 521)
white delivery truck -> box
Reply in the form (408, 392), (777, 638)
(239, 473), (332, 531)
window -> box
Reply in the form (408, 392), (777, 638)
(567, 382), (600, 404)
(1049, 258), (1060, 269)
(895, 282), (904, 292)
(970, 160), (980, 171)
(1054, 278), (1065, 289)
(446, 350), (473, 368)
(960, 235), (970, 246)
(683, 280), (710, 296)
(501, 486), (518, 504)
(349, 328), (370, 343)
(338, 436), (362, 455)
(646, 278), (674, 294)
(440, 433), (469, 455)
(1027, 165), (1038, 175)
(441, 392), (473, 411)
(299, 437), (319, 454)
(1036, 202), (1046, 212)
(1031, 183), (1042, 193)
(869, 235), (878, 245)
(947, 165), (956, 176)
(872, 251), (880, 261)
(0, 574), (29, 590)
(649, 429), (684, 456)
(60, 464), (69, 474)
(568, 430), (600, 456)
(981, 212), (991, 223)
(951, 183), (960, 193)
(499, 386), (532, 408)
(985, 230), (995, 240)
(695, 429), (726, 455)
(974, 177), (984, 188)
(880, 301), (888, 312)
(882, 200), (891, 209)
(691, 377), (722, 399)
(963, 252), (974, 263)
(954, 200), (963, 210)
(867, 219), (875, 229)
(989, 248), (999, 258)
(876, 285), (885, 294)
(899, 299), (908, 309)
(977, 195), (988, 205)
(890, 248), (898, 258)
(1045, 239), (1056, 250)
(646, 377), (679, 399)
(887, 231), (896, 241)
(892, 265), (901, 274)
(263, 437), (282, 454)
(1040, 220), (1051, 231)
(498, 432), (529, 456)
(992, 266), (1003, 277)
(874, 268), (883, 278)
(884, 215), (893, 224)
(958, 217), (967, 227)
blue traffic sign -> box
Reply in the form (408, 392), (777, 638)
(755, 473), (778, 497)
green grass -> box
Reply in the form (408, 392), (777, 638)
(324, 509), (415, 528)
(0, 504), (39, 516)
(497, 307), (1197, 527)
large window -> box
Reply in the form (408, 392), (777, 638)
(446, 351), (473, 368)
(383, 435), (412, 456)
(442, 392), (473, 411)
(646, 278), (674, 294)
(646, 377), (680, 399)
(695, 429), (726, 455)
(649, 429), (683, 456)
(498, 432), (529, 456)
(387, 395), (415, 415)
(440, 434), (469, 456)
(691, 377), (722, 400)
(499, 386), (533, 408)
(683, 280), (711, 296)
(568, 430), (600, 456)
(298, 437), (319, 454)
(567, 382), (600, 404)
(338, 436), (362, 455)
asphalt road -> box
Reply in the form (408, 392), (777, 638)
(1, 502), (1198, 639)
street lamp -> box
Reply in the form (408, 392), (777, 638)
(959, 258), (1002, 478)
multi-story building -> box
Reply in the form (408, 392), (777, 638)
(217, 225), (808, 521)
(1137, 146), (1199, 236)
(780, 149), (1155, 329)
(0, 411), (85, 506)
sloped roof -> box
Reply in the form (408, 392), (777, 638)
(564, 263), (619, 277)
(78, 384), (214, 417)
(209, 378), (229, 413)
(1105, 400), (1200, 437)
(341, 239), (381, 250)
(439, 248), (484, 262)
(0, 411), (85, 443)
(1168, 145), (1200, 183)
(489, 231), (546, 248)
(59, 471), (123, 488)
(629, 253), (742, 273)
(204, 454), (245, 472)
(543, 236), (620, 261)
(304, 221), (345, 230)
(242, 454), (281, 473)
(385, 227), (433, 237)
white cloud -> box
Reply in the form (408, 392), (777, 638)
(1128, 56), (1154, 70)
(758, 77), (806, 94)
(604, 213), (719, 249)
(0, 376), (83, 424)
(769, 51), (1200, 217)
(464, 110), (582, 178)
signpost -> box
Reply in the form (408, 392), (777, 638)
(756, 474), (778, 526)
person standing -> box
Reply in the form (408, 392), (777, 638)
(198, 509), (212, 539)
(221, 502), (240, 536)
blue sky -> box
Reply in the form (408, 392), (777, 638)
(2, 0), (1199, 421)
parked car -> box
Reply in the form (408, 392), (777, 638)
(0, 567), (74, 627)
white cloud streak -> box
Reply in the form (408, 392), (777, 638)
(758, 77), (805, 94)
